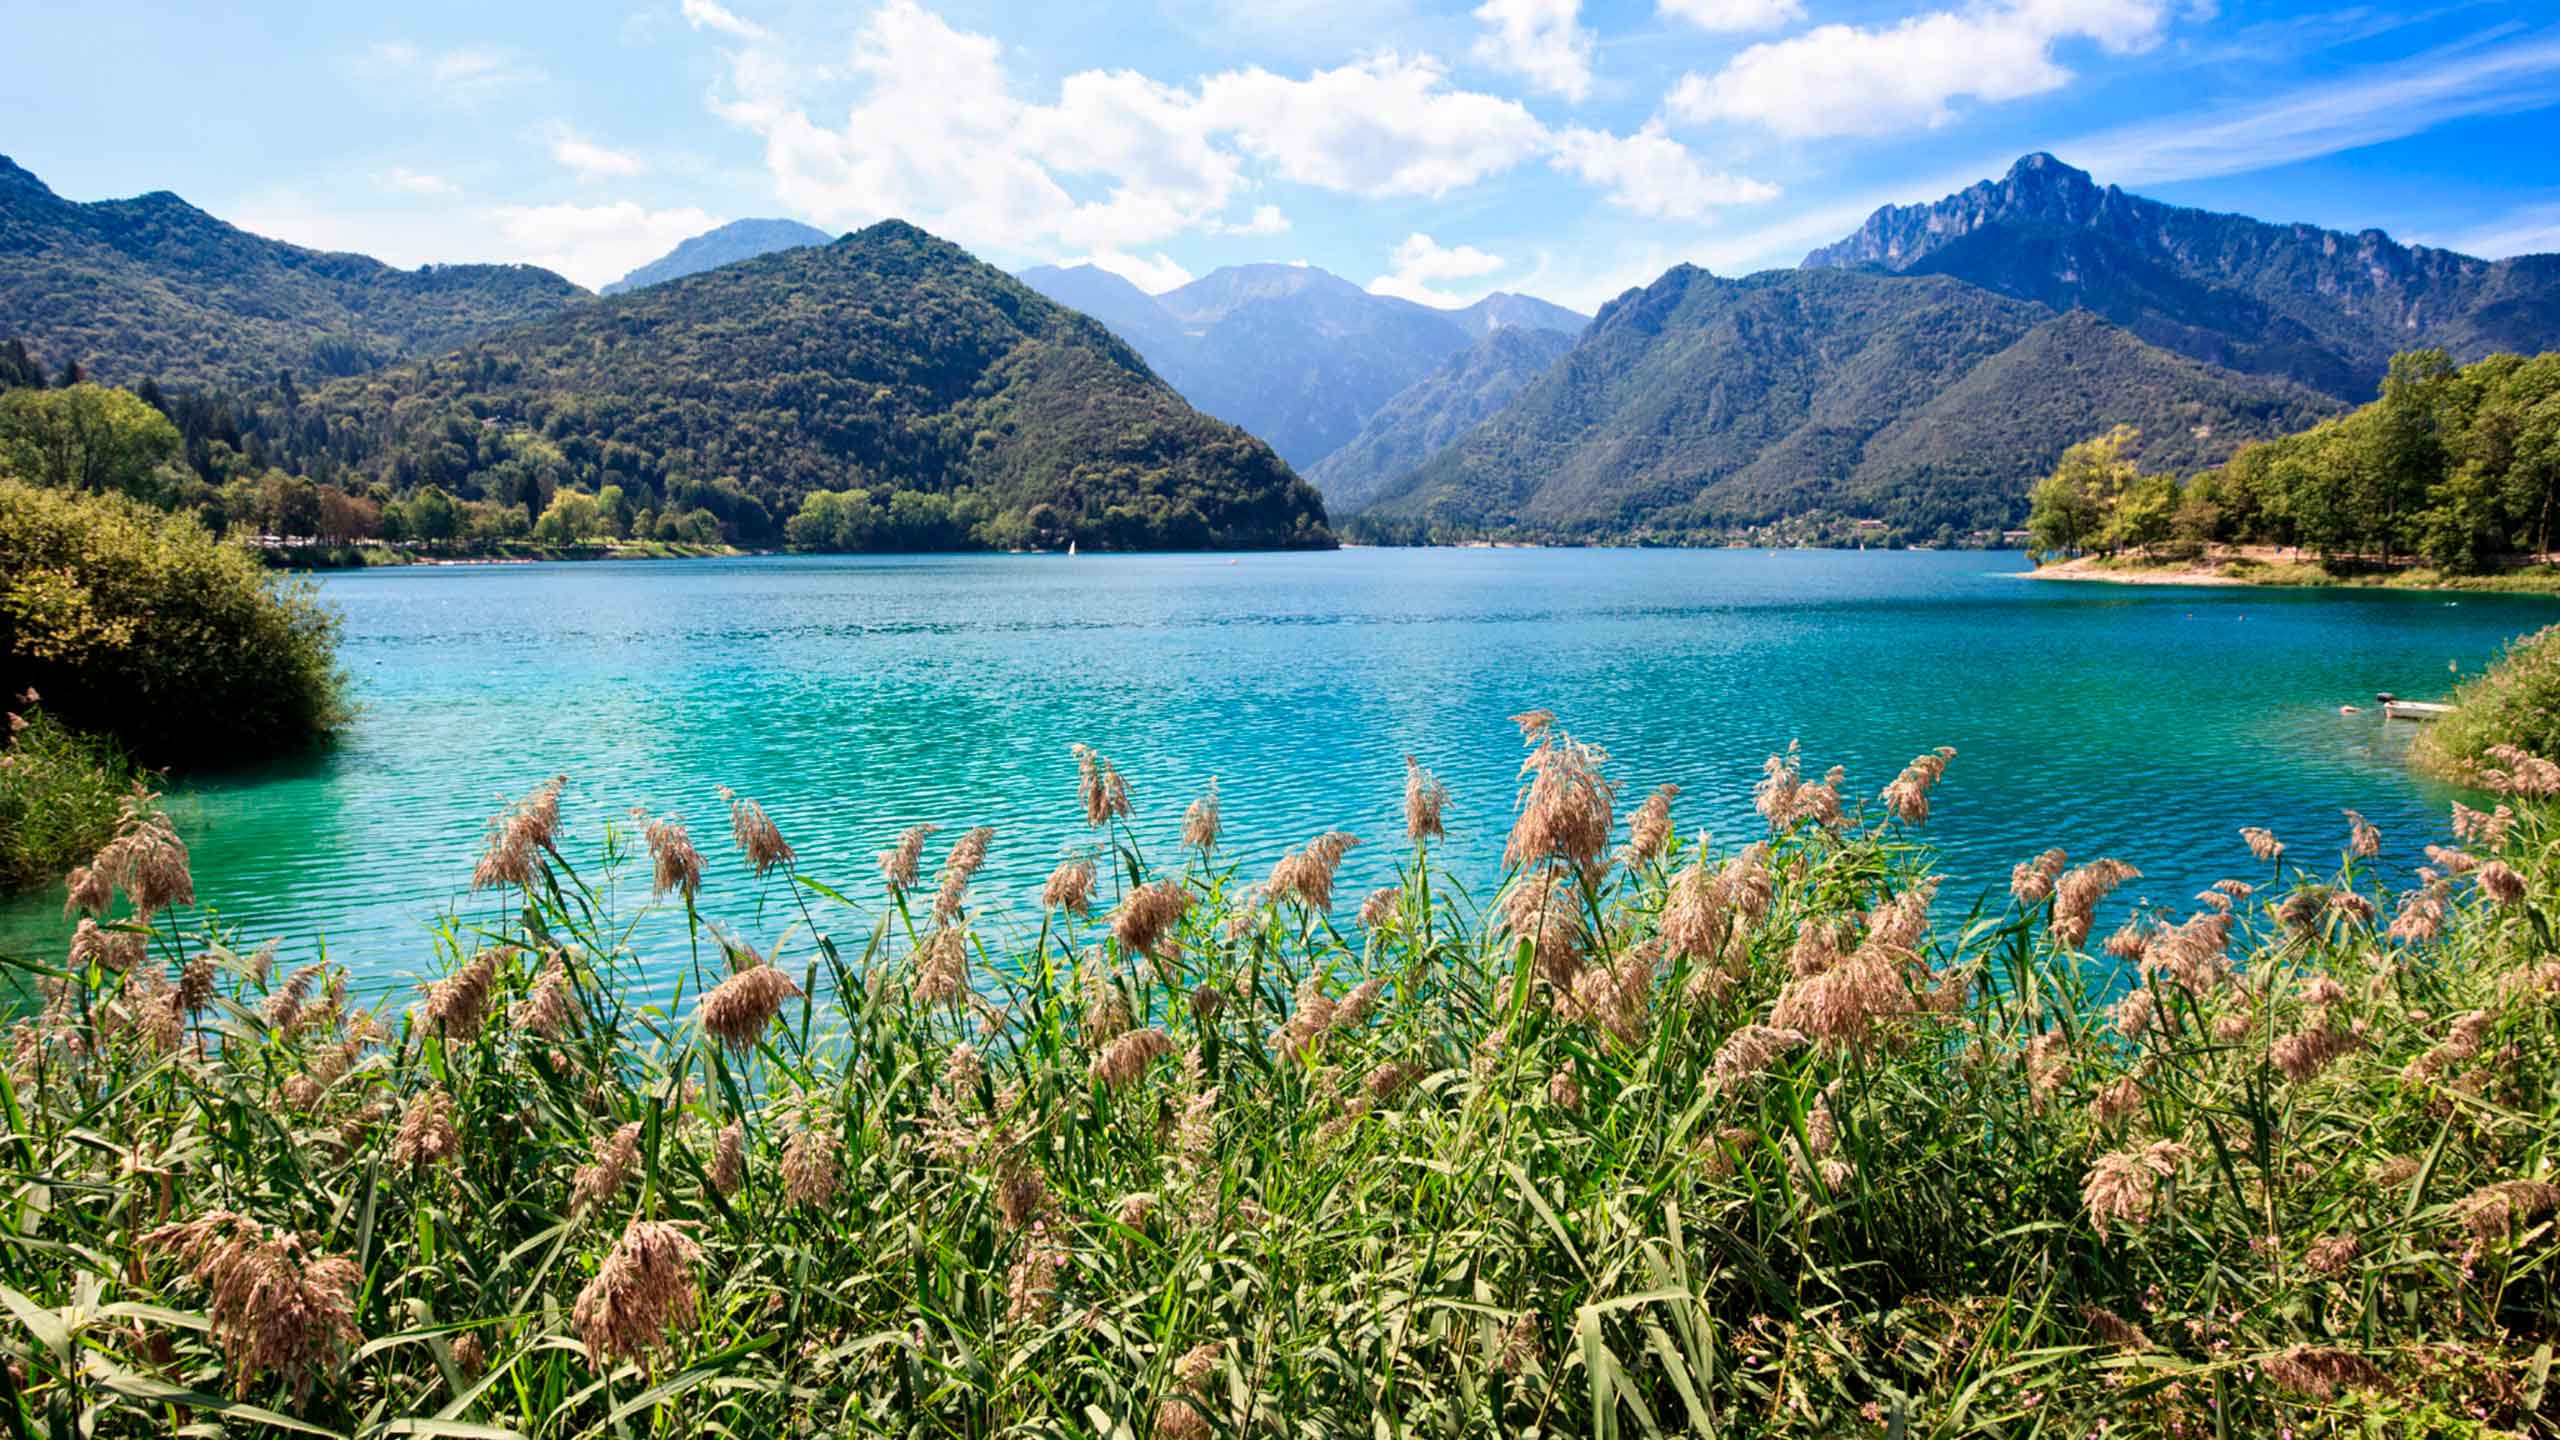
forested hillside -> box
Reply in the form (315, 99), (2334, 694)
(0, 155), (586, 390)
(87, 221), (1331, 552)
(1356, 266), (2330, 542)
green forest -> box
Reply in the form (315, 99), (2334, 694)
(2027, 349), (2560, 572)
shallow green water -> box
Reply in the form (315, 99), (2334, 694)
(7, 549), (2548, 998)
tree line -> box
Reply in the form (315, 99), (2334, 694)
(2028, 349), (2560, 571)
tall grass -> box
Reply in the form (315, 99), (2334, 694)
(2420, 623), (2560, 784)
(3, 721), (2554, 1438)
(0, 694), (138, 888)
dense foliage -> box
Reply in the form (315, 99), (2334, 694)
(1808, 153), (2560, 404)
(5, 720), (2556, 1435)
(154, 223), (1331, 554)
(2028, 349), (2560, 571)
(0, 154), (585, 391)
(2417, 623), (2560, 783)
(0, 694), (136, 888)
(1359, 268), (2336, 544)
(0, 479), (345, 766)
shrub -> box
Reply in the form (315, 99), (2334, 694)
(0, 695), (136, 888)
(2414, 622), (2560, 781)
(0, 478), (346, 766)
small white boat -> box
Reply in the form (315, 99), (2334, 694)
(2376, 693), (2455, 721)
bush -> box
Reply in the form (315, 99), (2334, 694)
(0, 695), (136, 888)
(0, 478), (346, 767)
(2414, 622), (2560, 781)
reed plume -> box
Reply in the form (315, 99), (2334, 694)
(473, 777), (564, 893)
(572, 1218), (703, 1367)
(2081, 1140), (2186, 1239)
(511, 951), (575, 1037)
(1268, 830), (1359, 911)
(781, 1116), (841, 1209)
(913, 927), (971, 1004)
(571, 1122), (643, 1215)
(67, 789), (195, 919)
(879, 823), (937, 891)
(141, 1211), (360, 1398)
(1072, 743), (1133, 827)
(1357, 885), (1401, 929)
(1510, 720), (1614, 874)
(699, 956), (800, 1053)
(641, 813), (703, 902)
(1043, 856), (1098, 915)
(1091, 1027), (1173, 1089)
(1110, 880), (1191, 960)
(709, 1122), (744, 1196)
(1182, 781), (1220, 851)
(1880, 746), (1956, 825)
(1403, 758), (1448, 845)
(2051, 859), (2140, 947)
(392, 1088), (459, 1169)
(421, 949), (499, 1043)
(719, 788), (794, 876)
(933, 825), (994, 924)
(1619, 782), (1679, 869)
(2240, 826), (2284, 863)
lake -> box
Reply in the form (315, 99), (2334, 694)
(7, 548), (2548, 999)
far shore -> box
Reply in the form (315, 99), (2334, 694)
(2025, 545), (2560, 597)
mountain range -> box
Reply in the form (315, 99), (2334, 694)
(6, 150), (2557, 549)
(0, 155), (584, 390)
(1017, 261), (1585, 471)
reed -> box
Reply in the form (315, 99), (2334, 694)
(2, 718), (2554, 1437)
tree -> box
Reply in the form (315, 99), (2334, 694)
(0, 384), (182, 499)
(2026, 426), (2140, 557)
(406, 485), (461, 549)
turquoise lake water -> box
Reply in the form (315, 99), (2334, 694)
(7, 548), (2550, 998)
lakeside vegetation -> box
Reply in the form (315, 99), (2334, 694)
(2028, 350), (2560, 586)
(3, 720), (2554, 1436)
(2418, 624), (2560, 784)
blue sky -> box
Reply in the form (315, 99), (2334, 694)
(4, 0), (2557, 308)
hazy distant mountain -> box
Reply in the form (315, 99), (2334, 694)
(1018, 260), (1584, 470)
(600, 218), (833, 295)
(0, 154), (584, 388)
(1310, 324), (1574, 512)
(1357, 264), (2338, 539)
(268, 222), (1331, 551)
(1804, 152), (2560, 401)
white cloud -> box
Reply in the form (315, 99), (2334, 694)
(1216, 204), (1291, 236)
(2418, 201), (2560, 260)
(1547, 124), (1779, 219)
(1196, 53), (1550, 198)
(545, 127), (646, 179)
(1667, 0), (2172, 138)
(1657, 0), (1804, 33)
(1070, 249), (1197, 292)
(379, 167), (456, 195)
(352, 41), (546, 110)
(485, 202), (722, 288)
(1369, 231), (1507, 306)
(1470, 0), (1596, 103)
(696, 2), (1677, 264)
(2061, 27), (2560, 186)
(679, 0), (767, 40)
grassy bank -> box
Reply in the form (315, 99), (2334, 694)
(2417, 625), (2560, 785)
(2032, 547), (2560, 595)
(3, 727), (2555, 1437)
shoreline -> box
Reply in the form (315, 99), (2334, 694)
(2025, 550), (2560, 597)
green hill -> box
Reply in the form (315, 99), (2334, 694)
(263, 221), (1331, 551)
(0, 154), (586, 389)
(1358, 266), (2335, 539)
